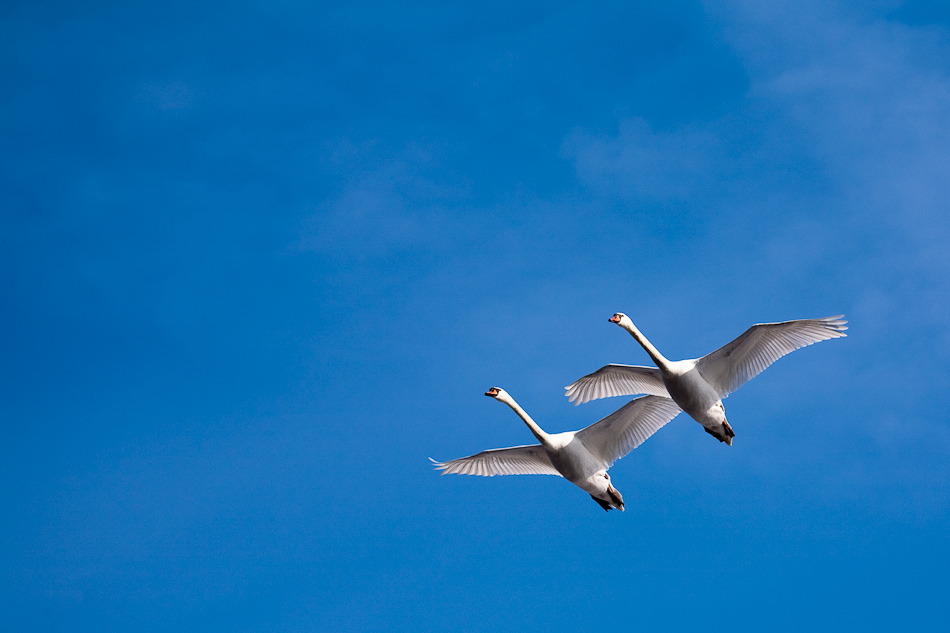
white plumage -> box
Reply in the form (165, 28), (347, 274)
(429, 445), (560, 477)
(432, 388), (681, 511)
(565, 314), (847, 444)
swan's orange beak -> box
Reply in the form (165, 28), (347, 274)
(609, 315), (621, 323)
(485, 387), (499, 397)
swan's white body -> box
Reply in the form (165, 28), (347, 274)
(565, 314), (848, 444)
(432, 388), (681, 511)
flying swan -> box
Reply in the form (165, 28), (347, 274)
(431, 387), (681, 511)
(565, 314), (848, 445)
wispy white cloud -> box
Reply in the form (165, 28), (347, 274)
(554, 1), (950, 511)
(564, 1), (950, 325)
(562, 118), (723, 201)
(292, 139), (469, 259)
(729, 2), (950, 344)
(135, 79), (199, 110)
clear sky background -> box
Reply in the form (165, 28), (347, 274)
(3, 1), (949, 631)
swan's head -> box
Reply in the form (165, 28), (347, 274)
(485, 387), (507, 399)
(485, 386), (515, 406)
(609, 312), (630, 327)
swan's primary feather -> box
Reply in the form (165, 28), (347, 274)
(564, 364), (668, 405)
(575, 395), (682, 467)
(696, 315), (848, 397)
(430, 445), (562, 477)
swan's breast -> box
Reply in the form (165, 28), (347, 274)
(546, 433), (602, 484)
(664, 362), (719, 414)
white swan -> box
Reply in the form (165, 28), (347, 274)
(432, 387), (681, 511)
(565, 314), (848, 445)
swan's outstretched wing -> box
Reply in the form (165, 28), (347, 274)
(565, 364), (669, 405)
(430, 445), (562, 477)
(696, 315), (848, 398)
(575, 396), (682, 468)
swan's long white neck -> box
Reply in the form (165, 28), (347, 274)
(496, 392), (550, 444)
(622, 320), (672, 372)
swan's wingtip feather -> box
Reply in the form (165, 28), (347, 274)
(565, 386), (584, 405)
(429, 457), (450, 473)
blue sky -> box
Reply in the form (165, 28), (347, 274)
(3, 1), (949, 630)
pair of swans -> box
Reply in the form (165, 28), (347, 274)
(433, 313), (847, 511)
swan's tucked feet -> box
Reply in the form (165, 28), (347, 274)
(703, 426), (733, 445)
(591, 495), (613, 512)
(722, 420), (735, 445)
(608, 485), (625, 512)
(590, 485), (626, 512)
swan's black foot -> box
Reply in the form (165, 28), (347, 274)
(704, 426), (724, 441)
(591, 495), (612, 512)
(704, 425), (734, 446)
